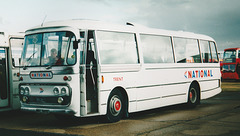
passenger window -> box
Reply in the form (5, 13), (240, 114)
(140, 34), (174, 63)
(210, 41), (219, 63)
(199, 40), (211, 63)
(174, 38), (201, 63)
(97, 31), (139, 64)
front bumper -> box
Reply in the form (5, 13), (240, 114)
(21, 107), (76, 115)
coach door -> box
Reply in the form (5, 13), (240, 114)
(85, 31), (98, 114)
(0, 48), (9, 107)
(80, 30), (99, 115)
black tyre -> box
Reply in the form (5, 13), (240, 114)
(187, 84), (200, 108)
(106, 90), (124, 122)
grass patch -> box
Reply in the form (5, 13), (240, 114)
(221, 81), (240, 91)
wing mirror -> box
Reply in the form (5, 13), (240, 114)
(73, 39), (80, 49)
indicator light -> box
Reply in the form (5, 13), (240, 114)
(63, 76), (72, 81)
(102, 75), (104, 83)
(19, 77), (23, 81)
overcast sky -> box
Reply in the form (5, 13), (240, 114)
(1, 0), (240, 51)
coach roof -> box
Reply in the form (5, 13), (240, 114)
(26, 19), (214, 41)
(27, 19), (135, 33)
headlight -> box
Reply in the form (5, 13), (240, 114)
(61, 87), (67, 94)
(20, 87), (25, 95)
(25, 87), (30, 95)
(53, 87), (60, 95)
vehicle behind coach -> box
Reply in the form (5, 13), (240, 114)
(0, 31), (24, 111)
(221, 48), (240, 80)
(19, 20), (221, 122)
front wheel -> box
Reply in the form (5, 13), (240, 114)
(106, 90), (124, 122)
(187, 84), (200, 108)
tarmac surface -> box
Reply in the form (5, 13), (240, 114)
(0, 82), (239, 136)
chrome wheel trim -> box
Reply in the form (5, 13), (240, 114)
(109, 95), (122, 116)
(189, 88), (197, 104)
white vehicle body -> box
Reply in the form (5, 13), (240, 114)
(19, 20), (221, 122)
(0, 31), (24, 111)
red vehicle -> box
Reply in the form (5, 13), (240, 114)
(221, 48), (240, 80)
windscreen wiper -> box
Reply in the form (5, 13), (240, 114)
(23, 51), (37, 70)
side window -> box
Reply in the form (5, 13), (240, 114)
(67, 36), (77, 65)
(174, 38), (201, 63)
(140, 34), (174, 63)
(199, 40), (211, 63)
(79, 31), (85, 65)
(10, 38), (24, 67)
(210, 41), (219, 63)
(223, 50), (236, 63)
(97, 31), (139, 64)
(86, 31), (97, 67)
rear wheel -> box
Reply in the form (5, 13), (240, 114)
(187, 84), (200, 107)
(106, 90), (124, 122)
